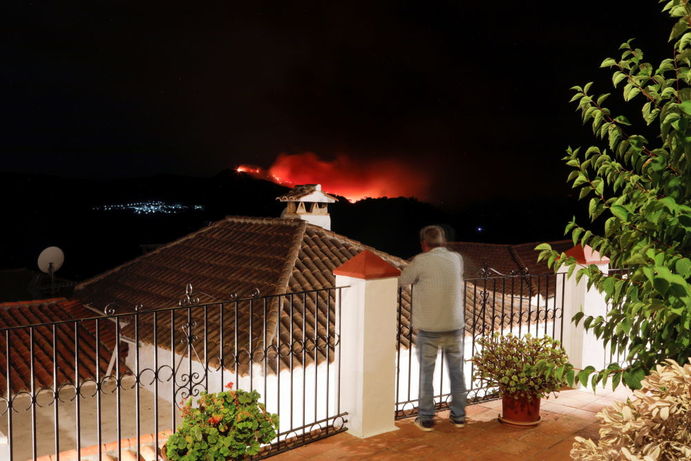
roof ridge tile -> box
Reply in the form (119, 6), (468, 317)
(304, 223), (408, 267)
(276, 220), (307, 294)
(508, 246), (527, 270)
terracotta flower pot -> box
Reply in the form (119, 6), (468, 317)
(498, 394), (542, 426)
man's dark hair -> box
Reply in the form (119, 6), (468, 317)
(420, 225), (446, 248)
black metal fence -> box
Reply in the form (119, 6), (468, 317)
(0, 287), (346, 461)
(395, 271), (566, 418)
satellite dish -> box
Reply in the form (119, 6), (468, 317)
(38, 246), (64, 275)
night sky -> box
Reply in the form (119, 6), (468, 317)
(3, 1), (668, 206)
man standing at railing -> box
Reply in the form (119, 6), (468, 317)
(399, 225), (466, 431)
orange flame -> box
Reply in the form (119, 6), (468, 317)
(237, 153), (430, 202)
(235, 165), (263, 175)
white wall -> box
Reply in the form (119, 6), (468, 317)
(127, 344), (341, 436)
(557, 264), (609, 371)
(300, 214), (331, 230)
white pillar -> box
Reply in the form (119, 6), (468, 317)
(334, 250), (400, 438)
(557, 246), (610, 371)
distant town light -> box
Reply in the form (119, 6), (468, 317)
(93, 201), (205, 216)
(476, 226), (484, 232)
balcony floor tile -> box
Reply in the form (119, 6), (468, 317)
(270, 388), (632, 460)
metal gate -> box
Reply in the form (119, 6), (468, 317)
(394, 271), (566, 418)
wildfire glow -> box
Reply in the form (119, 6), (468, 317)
(235, 152), (430, 202)
(235, 165), (262, 175)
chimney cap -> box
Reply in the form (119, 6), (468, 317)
(277, 184), (337, 203)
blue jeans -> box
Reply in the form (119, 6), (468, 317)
(417, 329), (466, 422)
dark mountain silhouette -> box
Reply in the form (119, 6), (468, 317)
(0, 171), (583, 297)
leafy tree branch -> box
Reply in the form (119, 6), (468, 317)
(537, 0), (691, 390)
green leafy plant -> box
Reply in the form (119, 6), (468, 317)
(472, 334), (570, 399)
(166, 383), (279, 461)
(570, 359), (691, 461)
(537, 0), (691, 390)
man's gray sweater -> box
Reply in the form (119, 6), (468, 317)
(398, 247), (465, 332)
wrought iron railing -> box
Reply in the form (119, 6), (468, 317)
(0, 286), (347, 460)
(395, 271), (566, 419)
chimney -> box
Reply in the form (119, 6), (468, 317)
(277, 184), (337, 230)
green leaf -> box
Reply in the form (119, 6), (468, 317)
(608, 126), (621, 149)
(604, 217), (617, 236)
(675, 258), (691, 277)
(620, 317), (632, 334)
(583, 315), (595, 329)
(613, 115), (632, 126)
(623, 368), (646, 389)
(582, 230), (593, 245)
(578, 366), (596, 387)
(573, 173), (588, 187)
(588, 198), (598, 218)
(612, 71), (627, 88)
(619, 39), (633, 50)
(600, 58), (617, 68)
(677, 32), (691, 51)
(579, 186), (592, 200)
(669, 18), (688, 41)
(625, 253), (648, 265)
(565, 219), (577, 235)
(572, 227), (584, 245)
(679, 100), (691, 115)
(610, 205), (629, 221)
(624, 85), (641, 101)
(566, 368), (576, 387)
(572, 311), (585, 325)
(612, 371), (622, 390)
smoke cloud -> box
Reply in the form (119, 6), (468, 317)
(238, 152), (430, 202)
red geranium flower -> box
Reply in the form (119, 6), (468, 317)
(207, 415), (222, 426)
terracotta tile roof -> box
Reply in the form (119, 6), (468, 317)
(75, 217), (307, 308)
(0, 298), (126, 396)
(74, 216), (410, 374)
(446, 240), (572, 300)
(73, 217), (558, 375)
(447, 240), (572, 277)
(447, 242), (517, 278)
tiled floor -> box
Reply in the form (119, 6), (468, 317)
(272, 386), (632, 461)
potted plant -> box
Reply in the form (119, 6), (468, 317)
(473, 333), (569, 426)
(165, 382), (279, 461)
